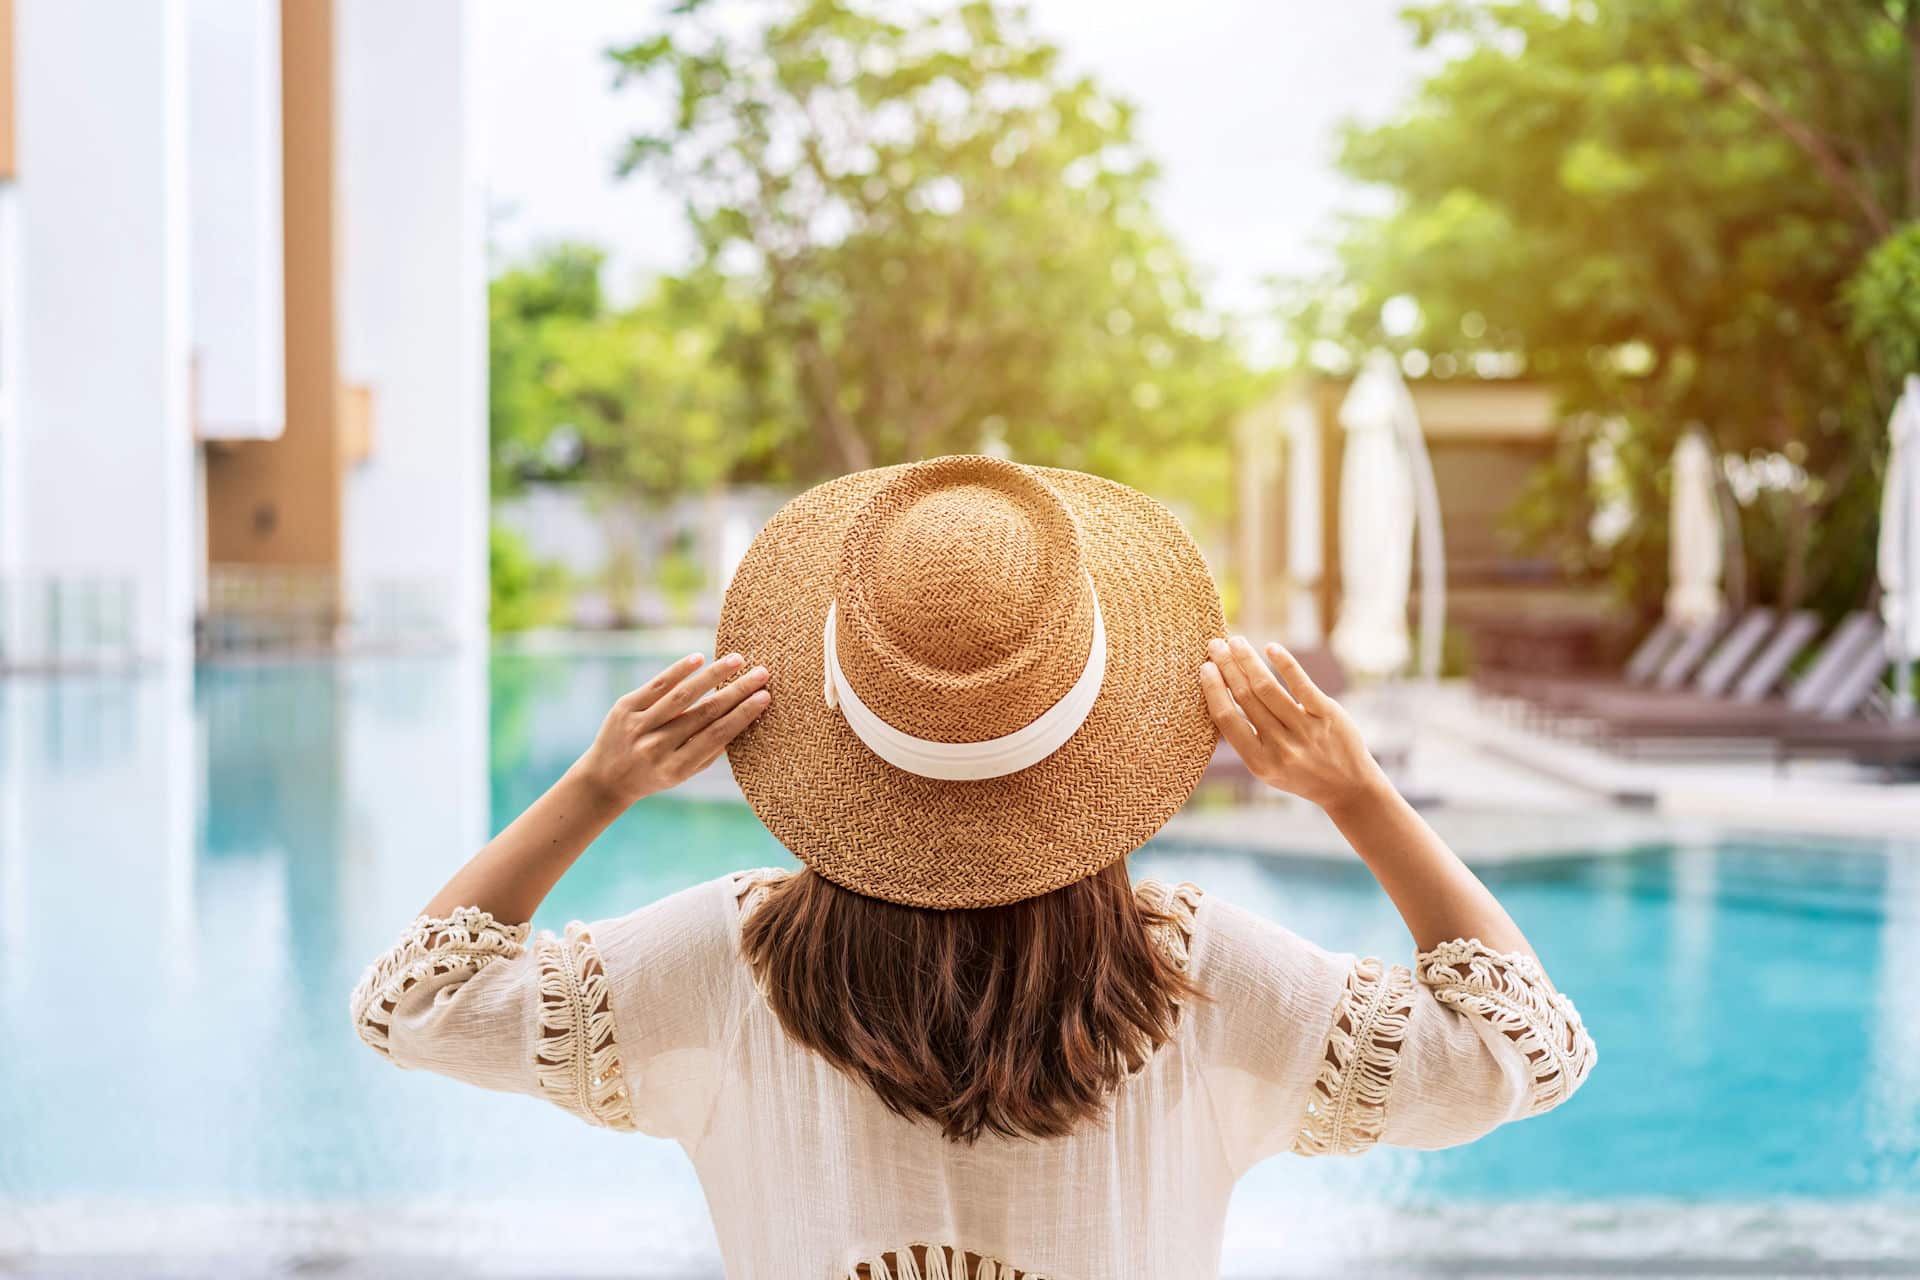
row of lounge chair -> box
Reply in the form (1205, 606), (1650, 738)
(1474, 609), (1919, 771)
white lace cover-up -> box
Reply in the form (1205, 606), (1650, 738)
(351, 872), (1596, 1279)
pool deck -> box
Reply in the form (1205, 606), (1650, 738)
(7, 1197), (1918, 1277)
(1164, 682), (1919, 860)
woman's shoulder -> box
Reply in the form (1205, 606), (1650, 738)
(585, 868), (790, 980)
(1130, 876), (1206, 973)
(1135, 877), (1353, 999)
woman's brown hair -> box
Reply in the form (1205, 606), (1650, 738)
(740, 860), (1199, 1143)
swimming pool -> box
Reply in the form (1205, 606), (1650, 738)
(1, 654), (1916, 1273)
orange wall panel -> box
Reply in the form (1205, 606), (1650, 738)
(0, 0), (16, 180)
(205, 0), (341, 573)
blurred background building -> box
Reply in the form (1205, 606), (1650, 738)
(0, 0), (485, 671)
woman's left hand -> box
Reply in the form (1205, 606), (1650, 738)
(574, 652), (771, 808)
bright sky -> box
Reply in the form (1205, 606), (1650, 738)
(477, 1), (1429, 351)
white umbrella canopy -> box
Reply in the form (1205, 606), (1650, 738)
(1881, 375), (1920, 717)
(1331, 359), (1416, 679)
(1281, 392), (1324, 645)
(1664, 430), (1724, 629)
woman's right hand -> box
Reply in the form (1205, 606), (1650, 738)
(573, 652), (771, 808)
(1199, 636), (1389, 815)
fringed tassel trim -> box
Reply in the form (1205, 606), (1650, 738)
(533, 923), (637, 1132)
(1133, 878), (1203, 972)
(849, 1242), (1049, 1280)
(349, 907), (530, 1061)
(1291, 956), (1416, 1156)
(1416, 938), (1597, 1117)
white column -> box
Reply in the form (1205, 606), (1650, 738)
(337, 0), (488, 651)
(14, 0), (196, 667)
(186, 0), (285, 441)
(0, 184), (24, 661)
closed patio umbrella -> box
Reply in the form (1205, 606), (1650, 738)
(1282, 392), (1324, 645)
(1331, 358), (1416, 679)
(1882, 375), (1920, 719)
(1665, 430), (1724, 630)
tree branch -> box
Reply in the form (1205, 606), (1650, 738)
(1683, 43), (1893, 239)
(795, 329), (872, 472)
(1907, 4), (1920, 216)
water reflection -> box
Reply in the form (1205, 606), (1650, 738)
(1873, 847), (1920, 1170)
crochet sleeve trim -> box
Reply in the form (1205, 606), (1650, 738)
(849, 1242), (1049, 1279)
(1291, 955), (1416, 1156)
(349, 907), (530, 1061)
(533, 923), (638, 1131)
(1132, 878), (1203, 972)
(1416, 938), (1597, 1117)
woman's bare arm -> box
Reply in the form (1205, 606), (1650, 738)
(421, 651), (770, 922)
(1199, 636), (1531, 958)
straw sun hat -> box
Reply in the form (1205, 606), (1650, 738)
(717, 454), (1224, 909)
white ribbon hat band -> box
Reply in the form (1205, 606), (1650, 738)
(822, 576), (1107, 781)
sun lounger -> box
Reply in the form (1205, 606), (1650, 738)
(1553, 609), (1818, 720)
(1480, 614), (1733, 717)
(1521, 611), (1745, 718)
(1573, 613), (1887, 748)
(1773, 718), (1920, 773)
(1649, 612), (1744, 691)
(1472, 618), (1682, 702)
(1728, 611), (1823, 702)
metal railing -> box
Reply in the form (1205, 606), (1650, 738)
(200, 565), (454, 658)
(200, 564), (341, 657)
(0, 575), (139, 671)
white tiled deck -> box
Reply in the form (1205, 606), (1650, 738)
(1165, 681), (1918, 859)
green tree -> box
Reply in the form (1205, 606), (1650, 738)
(1847, 221), (1920, 387)
(1300, 0), (1918, 617)
(488, 522), (569, 632)
(489, 242), (608, 497)
(489, 244), (795, 500)
(607, 0), (1250, 511)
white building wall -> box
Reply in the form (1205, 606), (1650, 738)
(337, 0), (487, 651)
(0, 185), (24, 659)
(12, 0), (196, 667)
(186, 0), (284, 440)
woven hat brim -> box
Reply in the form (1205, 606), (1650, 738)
(717, 463), (1225, 909)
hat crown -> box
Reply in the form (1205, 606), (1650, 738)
(836, 456), (1096, 744)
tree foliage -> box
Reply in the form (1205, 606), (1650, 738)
(488, 522), (569, 632)
(1847, 220), (1920, 386)
(1301, 0), (1919, 617)
(604, 0), (1250, 508)
(489, 243), (800, 501)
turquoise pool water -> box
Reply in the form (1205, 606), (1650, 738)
(1, 654), (1916, 1266)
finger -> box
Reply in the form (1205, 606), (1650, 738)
(1265, 643), (1332, 716)
(677, 687), (771, 763)
(1206, 639), (1286, 738)
(664, 665), (768, 747)
(1227, 635), (1308, 728)
(636, 652), (745, 732)
(1199, 661), (1261, 759)
(617, 653), (705, 712)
